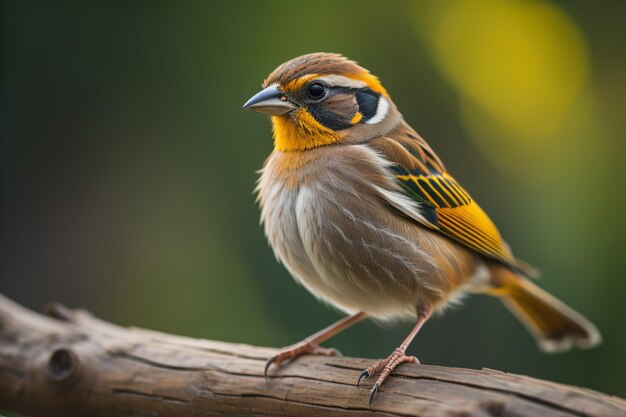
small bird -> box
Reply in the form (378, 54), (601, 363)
(244, 53), (600, 404)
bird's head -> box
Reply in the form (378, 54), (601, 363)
(243, 53), (402, 152)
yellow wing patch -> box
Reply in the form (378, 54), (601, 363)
(397, 172), (511, 261)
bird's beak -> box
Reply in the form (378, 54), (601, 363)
(243, 85), (297, 116)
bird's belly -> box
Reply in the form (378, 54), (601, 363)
(261, 182), (470, 320)
(258, 147), (475, 320)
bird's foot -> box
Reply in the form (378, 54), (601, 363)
(264, 340), (340, 376)
(357, 347), (419, 407)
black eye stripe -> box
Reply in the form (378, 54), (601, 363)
(307, 105), (353, 130)
(326, 86), (358, 95)
(299, 85), (380, 130)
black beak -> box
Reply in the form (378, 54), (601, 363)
(243, 85), (297, 116)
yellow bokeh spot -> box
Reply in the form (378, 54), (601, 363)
(416, 0), (590, 170)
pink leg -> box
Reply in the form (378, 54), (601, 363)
(358, 308), (431, 407)
(265, 312), (367, 376)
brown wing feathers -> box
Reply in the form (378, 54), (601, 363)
(369, 123), (524, 269)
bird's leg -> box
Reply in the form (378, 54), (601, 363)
(358, 307), (431, 407)
(265, 311), (367, 376)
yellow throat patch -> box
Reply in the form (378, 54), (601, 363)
(271, 108), (344, 152)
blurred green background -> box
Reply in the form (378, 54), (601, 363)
(1, 0), (624, 410)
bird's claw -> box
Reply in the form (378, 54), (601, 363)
(264, 341), (339, 377)
(358, 348), (419, 406)
(357, 369), (370, 387)
(264, 354), (278, 378)
(330, 347), (343, 357)
(369, 383), (379, 408)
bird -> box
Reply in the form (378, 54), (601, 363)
(243, 52), (601, 405)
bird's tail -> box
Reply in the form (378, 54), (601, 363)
(489, 266), (601, 352)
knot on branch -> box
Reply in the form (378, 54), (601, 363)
(48, 348), (80, 385)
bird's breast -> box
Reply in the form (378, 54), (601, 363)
(256, 145), (475, 320)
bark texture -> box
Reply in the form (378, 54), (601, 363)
(0, 293), (624, 417)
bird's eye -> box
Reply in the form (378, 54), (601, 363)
(307, 83), (326, 99)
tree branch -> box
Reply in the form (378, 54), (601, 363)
(0, 293), (624, 417)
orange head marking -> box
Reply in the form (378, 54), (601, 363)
(281, 74), (320, 95)
(344, 72), (388, 98)
(272, 108), (344, 152)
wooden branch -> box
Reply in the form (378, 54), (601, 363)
(0, 294), (624, 417)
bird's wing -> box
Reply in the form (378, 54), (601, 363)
(369, 127), (536, 276)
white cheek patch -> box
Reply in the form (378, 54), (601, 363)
(365, 96), (389, 124)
